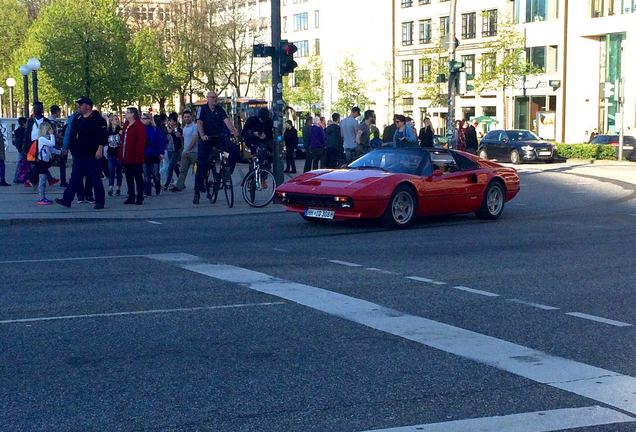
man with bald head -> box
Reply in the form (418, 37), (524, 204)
(194, 91), (238, 204)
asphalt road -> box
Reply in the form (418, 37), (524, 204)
(1, 167), (636, 432)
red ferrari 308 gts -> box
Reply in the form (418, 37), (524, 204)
(275, 147), (520, 228)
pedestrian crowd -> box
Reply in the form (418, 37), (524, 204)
(3, 95), (483, 210)
(279, 106), (481, 174)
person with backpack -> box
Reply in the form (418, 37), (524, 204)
(0, 125), (9, 186)
(12, 117), (28, 184)
(106, 114), (123, 196)
(324, 113), (343, 168)
(23, 102), (56, 189)
(163, 113), (182, 190)
(35, 123), (61, 204)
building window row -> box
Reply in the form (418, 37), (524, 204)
(402, 10), (497, 47)
(591, 0), (636, 17)
(291, 39), (320, 57)
(403, 52), (508, 84)
(514, 0), (559, 23)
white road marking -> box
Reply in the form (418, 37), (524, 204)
(507, 299), (560, 311)
(453, 286), (500, 297)
(149, 253), (636, 415)
(406, 276), (435, 283)
(366, 268), (399, 275)
(0, 302), (285, 324)
(147, 220), (163, 225)
(272, 248), (288, 253)
(328, 259), (363, 267)
(360, 406), (634, 432)
(0, 254), (145, 265)
(566, 312), (633, 327)
(431, 281), (447, 286)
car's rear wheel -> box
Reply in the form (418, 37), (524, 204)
(382, 185), (416, 228)
(510, 149), (521, 165)
(479, 148), (488, 160)
(475, 181), (505, 220)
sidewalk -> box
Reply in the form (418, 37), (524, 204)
(1, 144), (634, 224)
(0, 145), (297, 224)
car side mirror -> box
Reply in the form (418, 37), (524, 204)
(432, 169), (443, 177)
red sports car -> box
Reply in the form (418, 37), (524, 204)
(275, 147), (520, 228)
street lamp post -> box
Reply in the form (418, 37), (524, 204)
(19, 65), (30, 118)
(6, 78), (16, 118)
(27, 58), (41, 104)
(0, 87), (4, 117)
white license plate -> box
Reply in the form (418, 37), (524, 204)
(304, 209), (335, 219)
(539, 151), (551, 156)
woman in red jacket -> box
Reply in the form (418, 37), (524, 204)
(119, 107), (147, 205)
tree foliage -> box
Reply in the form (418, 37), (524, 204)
(414, 39), (448, 107)
(333, 58), (370, 115)
(0, 0), (30, 76)
(19, 0), (133, 107)
(283, 56), (322, 113)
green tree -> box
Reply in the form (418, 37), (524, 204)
(333, 58), (370, 115)
(415, 39), (448, 108)
(474, 18), (541, 127)
(0, 0), (30, 75)
(18, 0), (133, 107)
(282, 56), (322, 113)
(131, 27), (179, 112)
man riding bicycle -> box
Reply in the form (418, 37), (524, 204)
(241, 108), (274, 188)
(194, 91), (239, 205)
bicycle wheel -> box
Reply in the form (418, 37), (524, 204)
(242, 168), (276, 207)
(223, 167), (234, 208)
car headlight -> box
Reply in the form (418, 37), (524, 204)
(521, 145), (534, 151)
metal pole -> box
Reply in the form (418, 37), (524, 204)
(271, 0), (284, 185)
(618, 76), (624, 160)
(22, 75), (29, 118)
(31, 70), (38, 104)
(8, 87), (13, 118)
(446, 0), (457, 146)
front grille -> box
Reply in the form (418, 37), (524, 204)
(284, 193), (351, 208)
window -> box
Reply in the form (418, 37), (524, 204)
(402, 21), (414, 46)
(482, 53), (496, 74)
(402, 60), (414, 83)
(461, 54), (475, 76)
(293, 13), (308, 31)
(419, 0), (431, 4)
(526, 46), (546, 71)
(518, 0), (558, 22)
(313, 39), (320, 55)
(419, 58), (431, 81)
(439, 16), (449, 37)
(482, 9), (497, 36)
(546, 45), (558, 72)
(419, 19), (432, 43)
(295, 40), (309, 57)
(401, 0), (413, 7)
(282, 16), (287, 33)
(313, 10), (319, 28)
(461, 12), (476, 39)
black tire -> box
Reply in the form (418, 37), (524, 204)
(223, 168), (234, 208)
(475, 181), (505, 220)
(510, 149), (521, 165)
(242, 169), (276, 207)
(381, 185), (417, 229)
(479, 148), (488, 160)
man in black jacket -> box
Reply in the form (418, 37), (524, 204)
(465, 120), (479, 154)
(23, 102), (55, 188)
(325, 113), (343, 168)
(56, 97), (108, 209)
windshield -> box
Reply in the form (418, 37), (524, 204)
(507, 130), (540, 141)
(348, 149), (426, 175)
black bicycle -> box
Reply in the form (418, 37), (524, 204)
(205, 146), (234, 208)
(241, 146), (276, 207)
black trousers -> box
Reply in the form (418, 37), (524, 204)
(124, 163), (144, 201)
(285, 146), (296, 172)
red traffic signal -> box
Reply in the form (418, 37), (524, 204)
(279, 41), (298, 76)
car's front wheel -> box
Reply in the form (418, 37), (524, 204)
(382, 185), (416, 228)
(510, 149), (521, 165)
(479, 148), (488, 160)
(475, 181), (505, 220)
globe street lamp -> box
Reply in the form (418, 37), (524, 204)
(5, 78), (16, 118)
(27, 57), (41, 104)
(19, 65), (30, 118)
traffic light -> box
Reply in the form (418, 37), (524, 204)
(279, 40), (298, 76)
(449, 60), (465, 74)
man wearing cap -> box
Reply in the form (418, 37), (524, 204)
(56, 97), (108, 209)
(339, 106), (360, 162)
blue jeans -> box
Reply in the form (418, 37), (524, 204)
(194, 137), (237, 194)
(164, 150), (181, 187)
(108, 157), (122, 187)
(143, 160), (160, 196)
(62, 158), (105, 205)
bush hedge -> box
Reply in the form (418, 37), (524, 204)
(554, 143), (617, 160)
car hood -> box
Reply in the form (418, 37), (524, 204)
(278, 169), (401, 196)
